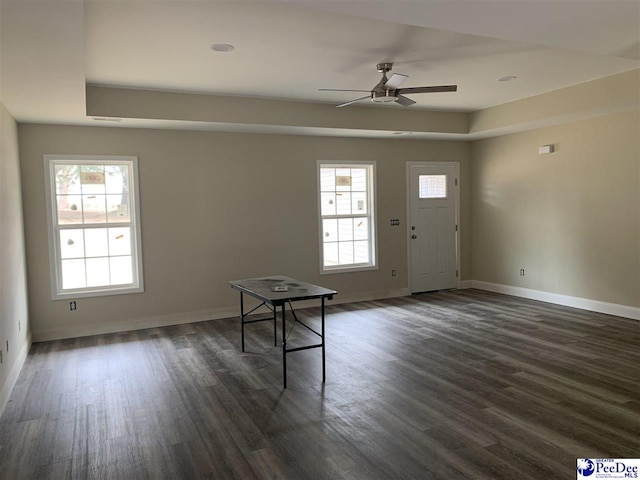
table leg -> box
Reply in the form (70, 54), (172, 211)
(321, 296), (326, 383)
(273, 304), (277, 346)
(240, 292), (245, 352)
(282, 304), (287, 389)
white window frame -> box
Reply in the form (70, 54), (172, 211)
(317, 160), (377, 274)
(44, 155), (144, 299)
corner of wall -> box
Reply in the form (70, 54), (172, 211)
(0, 102), (32, 419)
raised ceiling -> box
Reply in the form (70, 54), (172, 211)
(1, 0), (639, 138)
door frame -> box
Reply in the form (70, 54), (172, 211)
(405, 161), (461, 293)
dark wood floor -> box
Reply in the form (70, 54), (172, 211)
(1, 289), (638, 479)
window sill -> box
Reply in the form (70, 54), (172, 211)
(52, 285), (144, 300)
(320, 265), (378, 275)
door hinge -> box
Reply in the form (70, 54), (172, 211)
(455, 224), (458, 232)
(456, 270), (459, 278)
(455, 178), (458, 186)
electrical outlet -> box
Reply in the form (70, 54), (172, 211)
(520, 268), (525, 276)
(70, 301), (77, 311)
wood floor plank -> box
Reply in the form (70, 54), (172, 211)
(1, 289), (638, 479)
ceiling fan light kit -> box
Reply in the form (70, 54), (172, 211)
(320, 62), (457, 108)
(371, 90), (397, 103)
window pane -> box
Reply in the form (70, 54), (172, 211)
(85, 228), (109, 258)
(354, 240), (370, 263)
(335, 192), (352, 215)
(354, 218), (368, 240)
(105, 165), (129, 194)
(323, 243), (338, 266)
(107, 194), (130, 223)
(55, 165), (79, 195)
(110, 256), (133, 285)
(352, 191), (367, 214)
(323, 219), (338, 242)
(320, 168), (335, 191)
(335, 168), (351, 191)
(419, 175), (447, 199)
(80, 166), (106, 192)
(320, 193), (336, 216)
(61, 259), (86, 289)
(338, 218), (353, 241)
(109, 227), (131, 256)
(57, 195), (83, 224)
(60, 230), (85, 259)
(338, 242), (354, 264)
(86, 257), (110, 287)
(351, 168), (367, 191)
(82, 194), (107, 223)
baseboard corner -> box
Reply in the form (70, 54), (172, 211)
(0, 332), (32, 418)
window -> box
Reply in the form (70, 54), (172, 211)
(44, 155), (144, 299)
(419, 174), (447, 199)
(318, 161), (376, 273)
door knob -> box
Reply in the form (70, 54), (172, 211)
(411, 234), (417, 239)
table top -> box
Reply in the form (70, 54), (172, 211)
(229, 275), (336, 305)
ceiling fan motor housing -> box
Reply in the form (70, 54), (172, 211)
(372, 64), (398, 103)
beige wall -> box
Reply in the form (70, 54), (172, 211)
(471, 110), (640, 307)
(0, 102), (30, 414)
(17, 106), (639, 344)
(18, 124), (471, 340)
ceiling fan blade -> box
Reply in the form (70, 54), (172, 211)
(336, 95), (371, 108)
(319, 88), (372, 93)
(397, 85), (457, 94)
(384, 73), (408, 90)
(396, 94), (416, 107)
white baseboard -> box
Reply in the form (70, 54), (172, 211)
(32, 306), (240, 343)
(471, 280), (640, 320)
(0, 333), (32, 418)
(33, 281), (636, 343)
(329, 287), (411, 306)
(31, 288), (412, 342)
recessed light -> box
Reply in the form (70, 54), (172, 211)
(211, 43), (235, 52)
(498, 75), (517, 82)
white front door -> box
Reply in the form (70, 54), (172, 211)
(407, 163), (459, 293)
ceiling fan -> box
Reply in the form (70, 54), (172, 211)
(320, 62), (457, 108)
